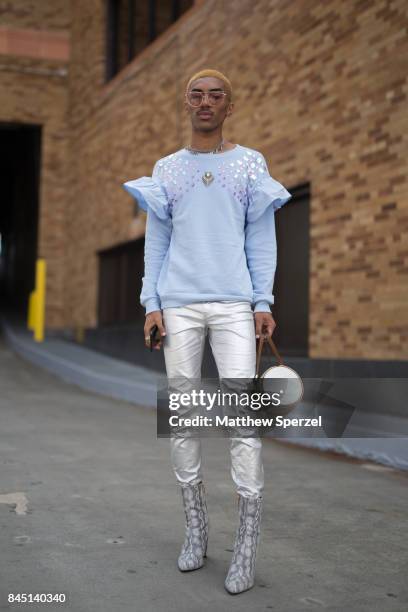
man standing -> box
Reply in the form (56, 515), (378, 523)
(123, 69), (292, 594)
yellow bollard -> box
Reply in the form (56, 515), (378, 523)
(34, 259), (46, 342)
(27, 259), (46, 342)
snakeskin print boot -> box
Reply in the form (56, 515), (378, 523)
(177, 481), (209, 571)
(224, 493), (263, 594)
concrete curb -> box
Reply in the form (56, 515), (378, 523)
(0, 316), (166, 408)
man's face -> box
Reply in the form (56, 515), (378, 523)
(184, 77), (234, 131)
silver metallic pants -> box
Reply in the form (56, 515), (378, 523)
(162, 301), (264, 498)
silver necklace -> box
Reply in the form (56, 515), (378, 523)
(185, 138), (225, 155)
(185, 139), (225, 186)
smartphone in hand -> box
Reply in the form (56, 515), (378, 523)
(149, 324), (160, 351)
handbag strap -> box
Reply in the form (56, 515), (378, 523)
(255, 334), (284, 377)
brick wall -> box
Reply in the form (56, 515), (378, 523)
(3, 0), (408, 359)
(0, 0), (70, 327)
(65, 0), (407, 359)
(0, 0), (70, 29)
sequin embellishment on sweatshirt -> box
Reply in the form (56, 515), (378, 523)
(122, 144), (292, 314)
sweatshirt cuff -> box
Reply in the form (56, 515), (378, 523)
(253, 300), (271, 313)
(144, 297), (162, 315)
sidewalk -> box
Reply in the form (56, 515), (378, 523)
(0, 314), (166, 408)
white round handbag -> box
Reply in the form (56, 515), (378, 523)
(251, 335), (304, 413)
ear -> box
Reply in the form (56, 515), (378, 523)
(226, 101), (234, 117)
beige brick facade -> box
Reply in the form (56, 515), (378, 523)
(1, 0), (407, 359)
(0, 0), (70, 326)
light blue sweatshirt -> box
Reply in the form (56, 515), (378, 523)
(123, 144), (292, 315)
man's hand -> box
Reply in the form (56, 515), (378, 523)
(254, 311), (276, 339)
(144, 310), (166, 350)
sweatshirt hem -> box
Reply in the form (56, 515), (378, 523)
(160, 294), (254, 309)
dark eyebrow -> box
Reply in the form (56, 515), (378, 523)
(190, 87), (224, 92)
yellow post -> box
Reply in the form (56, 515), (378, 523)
(27, 259), (46, 341)
(34, 259), (46, 342)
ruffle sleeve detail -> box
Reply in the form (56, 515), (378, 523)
(122, 176), (170, 220)
(247, 176), (292, 223)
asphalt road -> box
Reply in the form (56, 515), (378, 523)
(0, 336), (407, 612)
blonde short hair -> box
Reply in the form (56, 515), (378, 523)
(185, 69), (232, 102)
